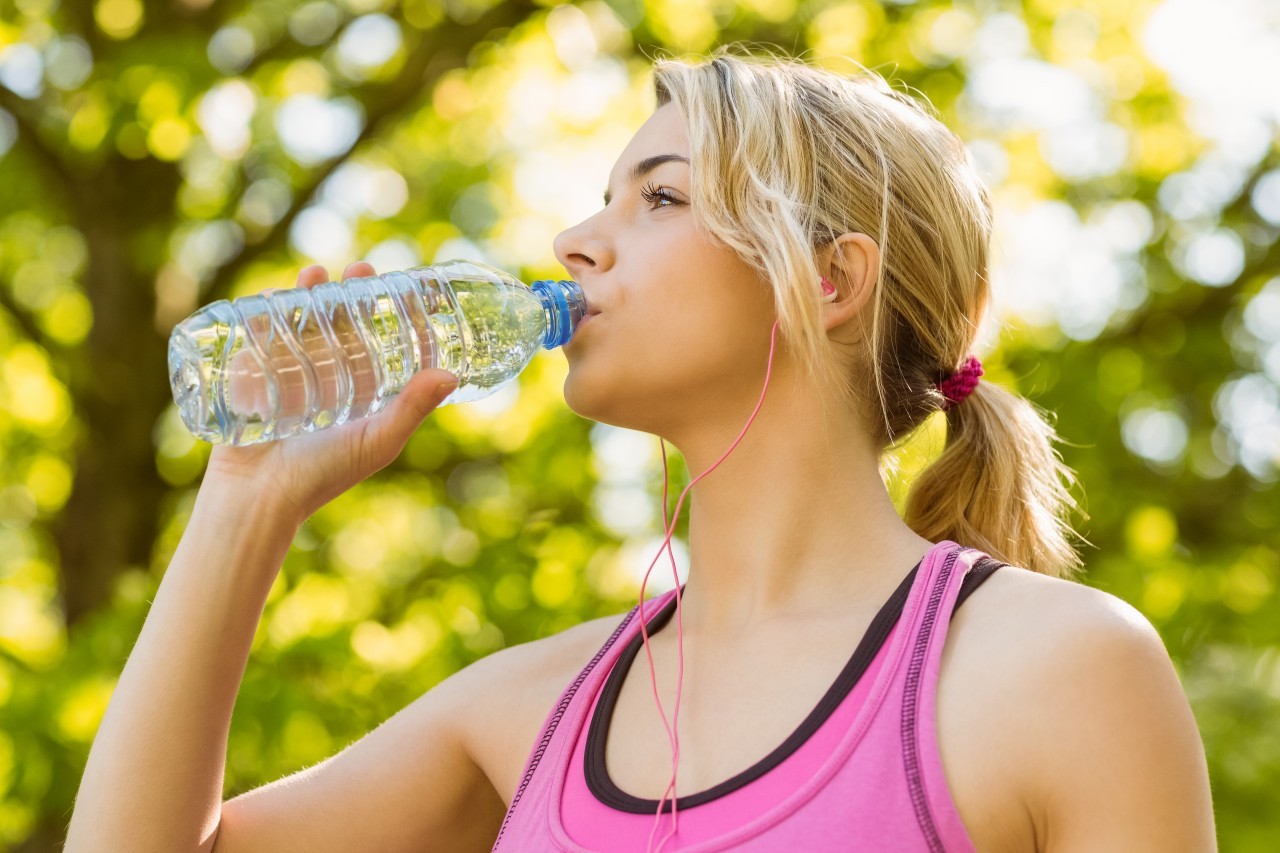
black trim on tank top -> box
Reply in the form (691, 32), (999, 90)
(585, 554), (1007, 813)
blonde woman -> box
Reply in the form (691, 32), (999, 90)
(69, 50), (1216, 852)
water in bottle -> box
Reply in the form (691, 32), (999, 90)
(168, 259), (586, 446)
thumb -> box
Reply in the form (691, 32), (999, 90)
(406, 369), (460, 420)
(369, 369), (458, 445)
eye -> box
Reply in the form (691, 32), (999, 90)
(639, 182), (682, 210)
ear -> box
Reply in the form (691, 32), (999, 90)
(820, 232), (880, 329)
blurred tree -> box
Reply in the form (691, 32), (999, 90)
(0, 0), (1276, 851)
(0, 0), (546, 629)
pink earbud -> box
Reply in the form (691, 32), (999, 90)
(821, 276), (837, 301)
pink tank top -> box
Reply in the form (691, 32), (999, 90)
(491, 540), (1006, 852)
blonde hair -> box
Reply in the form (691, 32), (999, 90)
(652, 47), (1089, 579)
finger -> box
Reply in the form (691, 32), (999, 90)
(344, 261), (375, 280)
(365, 369), (459, 461)
(395, 369), (459, 422)
(296, 265), (328, 288)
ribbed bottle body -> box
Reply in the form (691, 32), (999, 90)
(167, 259), (583, 446)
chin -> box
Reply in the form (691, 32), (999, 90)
(562, 366), (642, 431)
(563, 369), (617, 426)
(561, 361), (601, 418)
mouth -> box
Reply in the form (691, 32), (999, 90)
(572, 311), (600, 340)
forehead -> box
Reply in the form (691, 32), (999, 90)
(612, 102), (689, 175)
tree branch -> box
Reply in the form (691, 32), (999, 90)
(0, 281), (59, 353)
(204, 0), (541, 303)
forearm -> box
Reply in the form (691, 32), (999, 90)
(66, 478), (301, 853)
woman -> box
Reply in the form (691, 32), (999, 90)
(68, 51), (1216, 852)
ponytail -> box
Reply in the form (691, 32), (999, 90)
(904, 378), (1090, 579)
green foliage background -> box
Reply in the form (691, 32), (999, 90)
(0, 0), (1276, 850)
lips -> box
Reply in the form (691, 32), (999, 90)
(572, 311), (599, 338)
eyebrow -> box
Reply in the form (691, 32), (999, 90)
(602, 153), (690, 205)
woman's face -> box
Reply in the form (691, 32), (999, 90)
(556, 102), (783, 440)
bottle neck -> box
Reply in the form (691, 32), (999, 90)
(530, 278), (586, 349)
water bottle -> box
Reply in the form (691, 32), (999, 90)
(168, 259), (586, 446)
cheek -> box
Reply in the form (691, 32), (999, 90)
(617, 272), (765, 380)
(569, 303), (757, 396)
(561, 303), (776, 434)
(563, 229), (771, 410)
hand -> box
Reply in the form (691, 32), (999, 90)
(204, 261), (459, 525)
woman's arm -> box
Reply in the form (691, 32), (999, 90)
(67, 258), (463, 851)
(65, 478), (301, 852)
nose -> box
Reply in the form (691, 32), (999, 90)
(553, 214), (614, 281)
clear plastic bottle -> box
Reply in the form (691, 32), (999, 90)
(168, 259), (586, 446)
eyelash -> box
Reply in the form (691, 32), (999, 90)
(639, 183), (681, 209)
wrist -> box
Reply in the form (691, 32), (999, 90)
(195, 474), (305, 535)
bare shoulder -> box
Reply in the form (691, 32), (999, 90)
(947, 565), (1163, 669)
(449, 608), (631, 806)
(944, 566), (1217, 852)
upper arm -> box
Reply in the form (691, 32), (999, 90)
(1015, 589), (1217, 852)
(209, 612), (620, 853)
(212, 655), (507, 853)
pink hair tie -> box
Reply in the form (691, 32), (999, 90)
(938, 355), (983, 411)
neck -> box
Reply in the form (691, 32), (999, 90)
(649, 374), (937, 642)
